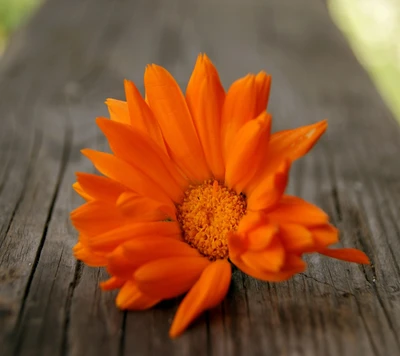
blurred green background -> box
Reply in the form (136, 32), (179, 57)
(1, 0), (399, 123)
(0, 0), (41, 52)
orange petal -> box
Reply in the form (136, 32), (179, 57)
(246, 224), (278, 251)
(106, 99), (130, 124)
(81, 149), (171, 205)
(108, 237), (202, 280)
(319, 248), (370, 264)
(310, 225), (339, 247)
(269, 120), (328, 162)
(100, 276), (125, 291)
(144, 64), (210, 182)
(239, 237), (285, 272)
(186, 54), (225, 180)
(238, 210), (266, 233)
(72, 182), (92, 201)
(226, 232), (248, 257)
(75, 173), (126, 203)
(96, 118), (186, 202)
(116, 192), (176, 221)
(266, 196), (329, 226)
(77, 233), (90, 246)
(279, 223), (314, 251)
(254, 71), (272, 114)
(230, 251), (305, 282)
(236, 215), (280, 252)
(221, 75), (256, 159)
(247, 160), (290, 211)
(225, 112), (272, 193)
(70, 201), (125, 237)
(73, 242), (107, 266)
(107, 245), (139, 280)
(248, 120), (327, 191)
(124, 79), (168, 153)
(281, 254), (307, 274)
(89, 221), (181, 251)
(230, 255), (297, 282)
(221, 72), (271, 160)
(134, 257), (210, 299)
(123, 237), (201, 262)
(228, 228), (282, 260)
(169, 260), (231, 338)
(116, 280), (161, 310)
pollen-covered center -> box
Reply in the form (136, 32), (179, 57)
(177, 180), (247, 260)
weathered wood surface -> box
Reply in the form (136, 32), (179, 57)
(0, 0), (400, 355)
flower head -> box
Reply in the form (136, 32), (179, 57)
(71, 54), (369, 338)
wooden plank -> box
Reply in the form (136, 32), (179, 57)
(0, 0), (399, 355)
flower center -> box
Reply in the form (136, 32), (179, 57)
(177, 180), (247, 260)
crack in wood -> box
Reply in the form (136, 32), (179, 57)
(0, 129), (43, 251)
(331, 187), (342, 222)
(117, 312), (127, 356)
(14, 124), (73, 335)
(61, 261), (83, 356)
(300, 273), (355, 297)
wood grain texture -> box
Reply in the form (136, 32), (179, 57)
(0, 0), (399, 355)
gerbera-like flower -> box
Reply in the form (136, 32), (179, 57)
(71, 54), (369, 338)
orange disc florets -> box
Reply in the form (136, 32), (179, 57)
(177, 180), (247, 260)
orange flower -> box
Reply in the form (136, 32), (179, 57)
(70, 54), (369, 338)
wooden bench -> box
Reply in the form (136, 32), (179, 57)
(1, 0), (399, 355)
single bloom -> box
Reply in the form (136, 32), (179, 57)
(71, 54), (369, 338)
